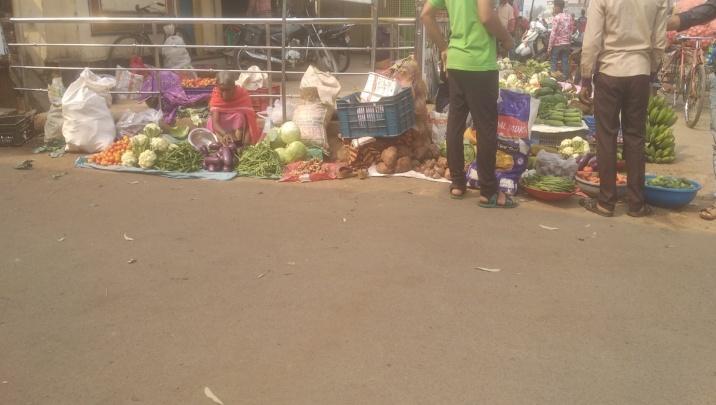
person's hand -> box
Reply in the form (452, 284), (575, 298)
(440, 49), (448, 78)
(579, 77), (593, 105)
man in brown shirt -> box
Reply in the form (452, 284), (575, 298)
(579, 0), (668, 217)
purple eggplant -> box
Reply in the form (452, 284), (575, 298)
(220, 146), (235, 169)
(588, 156), (598, 171)
(208, 142), (221, 152)
(577, 152), (595, 171)
(203, 155), (222, 166)
(207, 163), (221, 172)
(227, 141), (238, 154)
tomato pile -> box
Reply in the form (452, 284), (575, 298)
(577, 171), (627, 186)
(89, 136), (131, 166)
(181, 77), (216, 88)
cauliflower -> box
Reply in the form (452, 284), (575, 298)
(560, 139), (573, 148)
(143, 123), (162, 138)
(529, 74), (540, 87)
(506, 74), (519, 87)
(150, 137), (169, 152)
(121, 151), (138, 167)
(560, 146), (575, 157)
(131, 134), (149, 149)
(138, 150), (157, 169)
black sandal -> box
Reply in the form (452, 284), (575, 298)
(449, 184), (466, 200)
(580, 198), (614, 217)
(627, 205), (653, 218)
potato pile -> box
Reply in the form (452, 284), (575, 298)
(415, 157), (451, 180)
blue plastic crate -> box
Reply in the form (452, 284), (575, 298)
(336, 87), (415, 139)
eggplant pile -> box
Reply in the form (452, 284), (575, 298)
(198, 141), (239, 172)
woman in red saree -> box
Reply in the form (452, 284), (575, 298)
(208, 71), (261, 145)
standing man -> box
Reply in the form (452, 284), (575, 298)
(548, 0), (574, 79)
(421, 0), (517, 207)
(579, 0), (668, 217)
(666, 0), (716, 220)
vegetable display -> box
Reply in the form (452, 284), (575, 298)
(522, 174), (575, 193)
(647, 175), (694, 189)
(283, 159), (328, 178)
(236, 142), (284, 178)
(198, 141), (238, 172)
(89, 136), (132, 166)
(577, 171), (627, 185)
(155, 142), (204, 172)
(559, 136), (590, 158)
(646, 96), (678, 164)
(535, 79), (583, 127)
(181, 77), (216, 88)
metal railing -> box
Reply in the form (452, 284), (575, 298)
(9, 0), (425, 123)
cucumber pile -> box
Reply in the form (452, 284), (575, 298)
(534, 78), (583, 127)
(645, 96), (678, 164)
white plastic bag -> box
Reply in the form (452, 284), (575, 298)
(116, 109), (162, 136)
(237, 66), (268, 91)
(429, 110), (448, 145)
(61, 68), (117, 153)
(300, 65), (341, 106)
(162, 35), (193, 70)
(270, 98), (296, 126)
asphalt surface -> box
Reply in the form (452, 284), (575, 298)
(1, 142), (715, 404)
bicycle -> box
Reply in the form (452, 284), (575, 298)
(106, 2), (190, 67)
(660, 35), (711, 128)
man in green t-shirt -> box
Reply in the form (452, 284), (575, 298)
(422, 0), (515, 207)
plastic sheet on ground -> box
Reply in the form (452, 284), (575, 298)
(74, 156), (237, 181)
(367, 164), (450, 183)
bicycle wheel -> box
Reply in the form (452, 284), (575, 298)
(313, 49), (338, 73)
(107, 34), (152, 68)
(684, 64), (707, 128)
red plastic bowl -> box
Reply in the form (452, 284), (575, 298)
(523, 185), (574, 201)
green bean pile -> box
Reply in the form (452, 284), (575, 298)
(236, 142), (284, 178)
(155, 142), (203, 172)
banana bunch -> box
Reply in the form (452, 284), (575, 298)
(646, 96), (678, 164)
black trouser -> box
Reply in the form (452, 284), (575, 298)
(446, 69), (499, 198)
(594, 73), (650, 211)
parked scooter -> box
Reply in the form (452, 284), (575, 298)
(514, 21), (549, 62)
(231, 1), (352, 73)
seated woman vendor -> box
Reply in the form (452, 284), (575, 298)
(208, 71), (260, 146)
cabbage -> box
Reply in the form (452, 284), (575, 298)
(286, 141), (307, 162)
(143, 123), (162, 138)
(275, 147), (290, 164)
(464, 143), (476, 164)
(280, 121), (301, 145)
(267, 128), (283, 149)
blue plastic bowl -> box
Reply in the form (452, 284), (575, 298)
(644, 175), (702, 209)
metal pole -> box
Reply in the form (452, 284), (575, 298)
(370, 0), (378, 72)
(152, 22), (163, 113)
(529, 0), (536, 21)
(414, 0), (425, 80)
(15, 23), (30, 111)
(281, 0), (287, 124)
(266, 23), (273, 116)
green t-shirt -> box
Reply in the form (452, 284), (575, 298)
(428, 0), (498, 72)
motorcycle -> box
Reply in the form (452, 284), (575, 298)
(514, 21), (549, 62)
(232, 2), (353, 73)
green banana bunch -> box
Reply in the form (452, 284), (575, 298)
(645, 96), (677, 164)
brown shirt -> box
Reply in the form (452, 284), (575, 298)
(581, 0), (668, 79)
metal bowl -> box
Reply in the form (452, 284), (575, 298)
(188, 128), (218, 150)
(575, 173), (628, 198)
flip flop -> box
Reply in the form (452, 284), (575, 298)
(450, 184), (466, 200)
(627, 205), (653, 218)
(580, 198), (614, 217)
(479, 193), (518, 208)
(700, 206), (716, 221)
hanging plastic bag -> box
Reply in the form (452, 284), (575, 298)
(270, 98), (296, 126)
(116, 109), (162, 137)
(162, 34), (194, 71)
(61, 68), (117, 153)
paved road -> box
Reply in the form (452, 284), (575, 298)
(1, 149), (715, 404)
